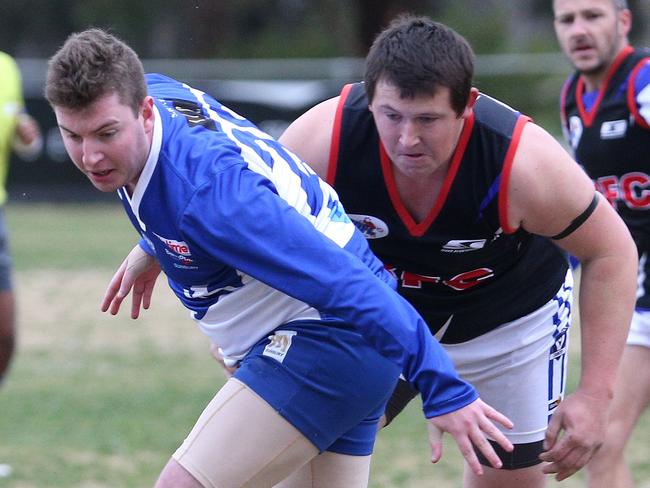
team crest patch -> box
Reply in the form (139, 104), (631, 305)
(568, 115), (583, 150)
(263, 330), (297, 363)
(348, 214), (389, 239)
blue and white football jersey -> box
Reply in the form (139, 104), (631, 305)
(116, 73), (476, 417)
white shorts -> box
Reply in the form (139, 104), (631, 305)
(628, 309), (650, 348)
(443, 271), (573, 444)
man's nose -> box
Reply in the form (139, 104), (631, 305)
(399, 121), (420, 146)
(82, 140), (103, 166)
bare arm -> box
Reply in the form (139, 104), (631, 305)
(278, 96), (339, 179)
(507, 123), (638, 480)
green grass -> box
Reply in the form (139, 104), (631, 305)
(6, 203), (138, 271)
(1, 203), (649, 487)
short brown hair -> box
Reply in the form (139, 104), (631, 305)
(364, 14), (474, 115)
(45, 28), (146, 115)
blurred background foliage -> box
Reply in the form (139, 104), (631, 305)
(1, 0), (649, 201)
(1, 0), (647, 58)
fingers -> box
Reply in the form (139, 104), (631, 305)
(427, 419), (490, 475)
(542, 447), (592, 481)
(469, 400), (513, 468)
(540, 433), (596, 481)
(427, 423), (443, 463)
(130, 282), (145, 319)
(458, 434), (485, 475)
(101, 248), (160, 318)
(543, 412), (561, 450)
(101, 260), (128, 314)
(141, 279), (155, 310)
(429, 402), (511, 475)
(484, 404), (514, 431)
(479, 417), (513, 455)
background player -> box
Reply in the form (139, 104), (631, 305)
(0, 50), (42, 384)
(554, 1), (650, 486)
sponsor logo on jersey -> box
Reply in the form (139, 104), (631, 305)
(163, 247), (195, 265)
(441, 239), (487, 253)
(263, 330), (297, 363)
(153, 233), (193, 259)
(348, 214), (389, 239)
(600, 119), (627, 139)
(387, 266), (495, 291)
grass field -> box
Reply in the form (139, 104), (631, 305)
(0, 203), (649, 487)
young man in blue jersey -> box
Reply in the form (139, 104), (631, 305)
(554, 1), (650, 487)
(278, 14), (638, 488)
(44, 28), (516, 488)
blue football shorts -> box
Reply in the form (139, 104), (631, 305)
(234, 319), (401, 456)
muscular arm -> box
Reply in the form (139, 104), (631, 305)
(278, 96), (339, 179)
(507, 123), (638, 479)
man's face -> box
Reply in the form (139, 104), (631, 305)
(54, 92), (154, 194)
(553, 0), (630, 77)
(369, 79), (474, 180)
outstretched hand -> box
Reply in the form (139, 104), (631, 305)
(101, 245), (162, 319)
(428, 398), (513, 476)
(539, 389), (609, 481)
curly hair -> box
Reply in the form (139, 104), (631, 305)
(45, 28), (146, 116)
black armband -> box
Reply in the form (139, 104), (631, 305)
(551, 193), (599, 240)
(383, 377), (419, 427)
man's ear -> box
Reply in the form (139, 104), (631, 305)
(461, 88), (479, 118)
(618, 8), (632, 38)
(141, 96), (155, 132)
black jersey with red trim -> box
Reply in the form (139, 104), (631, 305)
(561, 47), (650, 308)
(329, 83), (568, 343)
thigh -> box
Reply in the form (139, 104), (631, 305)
(173, 378), (319, 488)
(444, 273), (573, 468)
(235, 321), (400, 455)
(274, 452), (372, 488)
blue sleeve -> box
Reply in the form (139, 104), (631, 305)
(138, 237), (155, 256)
(181, 164), (477, 418)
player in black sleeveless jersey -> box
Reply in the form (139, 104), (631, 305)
(279, 14), (638, 488)
(555, 1), (650, 487)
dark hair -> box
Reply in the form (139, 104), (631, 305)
(45, 28), (146, 116)
(364, 14), (474, 115)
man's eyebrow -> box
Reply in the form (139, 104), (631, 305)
(58, 120), (119, 134)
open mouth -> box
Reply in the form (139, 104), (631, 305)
(572, 44), (594, 54)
